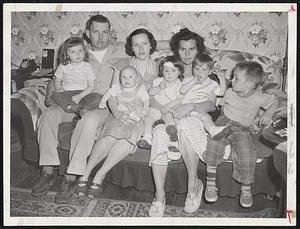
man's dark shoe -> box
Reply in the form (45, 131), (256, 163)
(31, 173), (54, 197)
(54, 178), (77, 204)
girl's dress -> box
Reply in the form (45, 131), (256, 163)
(112, 57), (158, 89)
(99, 84), (149, 154)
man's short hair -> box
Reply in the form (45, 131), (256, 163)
(86, 14), (111, 30)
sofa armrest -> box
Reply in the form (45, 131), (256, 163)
(45, 79), (57, 107)
(11, 80), (49, 131)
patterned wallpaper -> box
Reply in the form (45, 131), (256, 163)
(11, 11), (288, 68)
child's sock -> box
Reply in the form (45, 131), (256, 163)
(206, 165), (217, 187)
(205, 166), (218, 202)
(207, 125), (232, 140)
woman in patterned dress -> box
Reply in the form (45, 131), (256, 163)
(149, 28), (217, 217)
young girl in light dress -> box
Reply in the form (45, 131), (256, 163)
(137, 55), (185, 159)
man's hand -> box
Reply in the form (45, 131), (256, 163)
(119, 111), (138, 125)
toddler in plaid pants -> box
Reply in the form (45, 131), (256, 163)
(202, 61), (278, 208)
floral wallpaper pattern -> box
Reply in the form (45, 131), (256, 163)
(11, 11), (288, 70)
(248, 22), (269, 48)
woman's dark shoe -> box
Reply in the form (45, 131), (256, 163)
(54, 178), (77, 204)
(137, 139), (152, 150)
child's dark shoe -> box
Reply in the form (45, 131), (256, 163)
(87, 183), (104, 199)
(166, 124), (178, 142)
(75, 180), (88, 196)
(137, 139), (152, 150)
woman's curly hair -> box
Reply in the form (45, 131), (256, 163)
(170, 28), (208, 57)
(125, 28), (157, 56)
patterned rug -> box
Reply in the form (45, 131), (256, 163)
(10, 187), (280, 217)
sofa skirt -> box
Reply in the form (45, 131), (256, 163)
(103, 148), (280, 197)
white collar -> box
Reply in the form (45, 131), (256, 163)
(89, 48), (108, 63)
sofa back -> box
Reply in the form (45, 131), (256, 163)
(14, 40), (285, 131)
(113, 40), (284, 90)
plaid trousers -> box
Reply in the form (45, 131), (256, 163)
(202, 114), (257, 185)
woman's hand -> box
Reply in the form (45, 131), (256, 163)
(161, 105), (170, 114)
(159, 81), (167, 90)
(259, 114), (273, 127)
(56, 86), (64, 92)
(72, 94), (82, 104)
(118, 111), (138, 125)
(172, 103), (194, 119)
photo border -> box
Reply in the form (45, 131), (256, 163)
(3, 3), (297, 226)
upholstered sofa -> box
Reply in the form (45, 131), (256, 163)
(11, 40), (286, 198)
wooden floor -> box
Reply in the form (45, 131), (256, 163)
(10, 129), (279, 214)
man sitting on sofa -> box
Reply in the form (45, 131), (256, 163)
(31, 14), (121, 204)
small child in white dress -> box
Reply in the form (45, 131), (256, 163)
(137, 55), (185, 155)
(99, 65), (150, 124)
